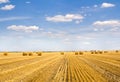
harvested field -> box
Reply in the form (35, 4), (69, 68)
(0, 51), (120, 82)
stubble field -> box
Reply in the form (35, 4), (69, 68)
(0, 51), (120, 82)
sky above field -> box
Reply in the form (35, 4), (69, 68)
(0, 0), (120, 51)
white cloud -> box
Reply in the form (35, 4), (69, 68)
(101, 2), (115, 8)
(7, 25), (39, 32)
(46, 15), (72, 22)
(0, 17), (31, 22)
(93, 20), (120, 32)
(0, 0), (9, 4)
(93, 20), (120, 27)
(0, 4), (15, 10)
(46, 14), (84, 23)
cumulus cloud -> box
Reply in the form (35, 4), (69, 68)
(93, 20), (120, 32)
(0, 4), (15, 10)
(7, 25), (39, 32)
(46, 14), (84, 23)
(93, 20), (120, 27)
(0, 0), (9, 4)
(101, 2), (115, 8)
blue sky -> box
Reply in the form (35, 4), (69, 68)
(0, 0), (120, 51)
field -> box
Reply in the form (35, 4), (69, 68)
(0, 51), (120, 82)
